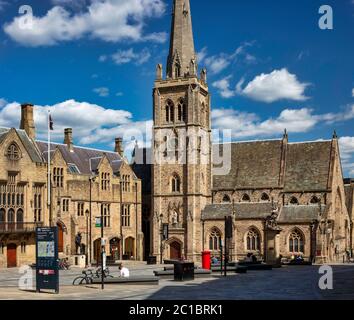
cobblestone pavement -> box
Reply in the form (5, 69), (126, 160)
(0, 263), (353, 300)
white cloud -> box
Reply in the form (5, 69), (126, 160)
(111, 48), (151, 65)
(212, 108), (317, 139)
(0, 98), (7, 108)
(0, 99), (153, 149)
(200, 42), (256, 75)
(98, 55), (108, 62)
(237, 69), (310, 103)
(212, 76), (235, 98)
(352, 88), (354, 97)
(197, 47), (208, 64)
(93, 87), (109, 97)
(51, 0), (89, 10)
(212, 106), (354, 140)
(3, 0), (167, 47)
(116, 92), (124, 97)
(338, 137), (354, 177)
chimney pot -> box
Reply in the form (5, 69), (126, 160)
(115, 137), (124, 156)
(20, 103), (36, 140)
(64, 128), (74, 152)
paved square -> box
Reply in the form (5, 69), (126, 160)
(0, 263), (353, 300)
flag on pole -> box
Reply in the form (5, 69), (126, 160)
(49, 114), (54, 131)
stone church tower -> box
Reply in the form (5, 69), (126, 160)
(152, 0), (212, 261)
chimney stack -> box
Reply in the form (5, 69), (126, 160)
(64, 128), (74, 152)
(115, 137), (123, 156)
(20, 103), (36, 140)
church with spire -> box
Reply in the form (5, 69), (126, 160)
(133, 0), (353, 264)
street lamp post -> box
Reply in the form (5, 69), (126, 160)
(85, 209), (89, 267)
(88, 176), (96, 266)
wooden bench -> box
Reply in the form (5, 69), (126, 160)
(91, 276), (159, 285)
(154, 269), (212, 279)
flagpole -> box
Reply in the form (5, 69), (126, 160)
(48, 110), (51, 227)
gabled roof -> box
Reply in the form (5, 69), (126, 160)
(213, 140), (333, 192)
(0, 127), (43, 163)
(284, 141), (332, 191)
(36, 141), (123, 175)
(213, 140), (284, 190)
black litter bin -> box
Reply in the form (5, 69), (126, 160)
(147, 256), (157, 265)
(174, 262), (195, 281)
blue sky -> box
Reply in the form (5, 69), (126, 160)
(0, 0), (353, 176)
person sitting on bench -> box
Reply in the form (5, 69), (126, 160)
(118, 264), (130, 278)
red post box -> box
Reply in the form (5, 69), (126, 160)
(202, 251), (211, 270)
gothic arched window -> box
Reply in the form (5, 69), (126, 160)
(242, 194), (251, 202)
(177, 98), (186, 122)
(165, 100), (174, 123)
(171, 175), (181, 193)
(209, 228), (221, 251)
(246, 228), (261, 251)
(289, 229), (304, 253)
(261, 193), (270, 202)
(6, 143), (20, 161)
(290, 197), (299, 205)
(222, 195), (231, 203)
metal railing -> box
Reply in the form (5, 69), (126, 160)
(0, 222), (44, 233)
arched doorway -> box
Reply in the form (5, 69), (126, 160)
(93, 239), (102, 264)
(170, 241), (182, 260)
(57, 223), (64, 253)
(110, 238), (120, 262)
(7, 243), (17, 268)
(124, 237), (135, 260)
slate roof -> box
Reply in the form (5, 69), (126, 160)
(0, 127), (43, 163)
(284, 142), (332, 191)
(278, 205), (326, 223)
(202, 203), (273, 221)
(212, 140), (283, 189)
(36, 141), (123, 175)
(213, 140), (333, 192)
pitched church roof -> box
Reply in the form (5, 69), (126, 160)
(213, 139), (333, 192)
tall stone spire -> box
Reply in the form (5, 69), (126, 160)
(166, 0), (197, 79)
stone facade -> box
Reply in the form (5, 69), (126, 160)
(132, 0), (353, 264)
(0, 105), (143, 268)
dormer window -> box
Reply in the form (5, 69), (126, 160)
(6, 143), (20, 161)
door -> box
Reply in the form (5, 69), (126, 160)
(170, 241), (181, 260)
(7, 243), (17, 268)
(57, 223), (64, 253)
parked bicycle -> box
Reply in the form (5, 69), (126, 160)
(59, 258), (70, 270)
(72, 269), (94, 285)
(72, 267), (113, 285)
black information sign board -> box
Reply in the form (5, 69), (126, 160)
(36, 227), (59, 293)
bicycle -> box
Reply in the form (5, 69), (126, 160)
(94, 267), (113, 279)
(72, 269), (94, 285)
(59, 259), (70, 270)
